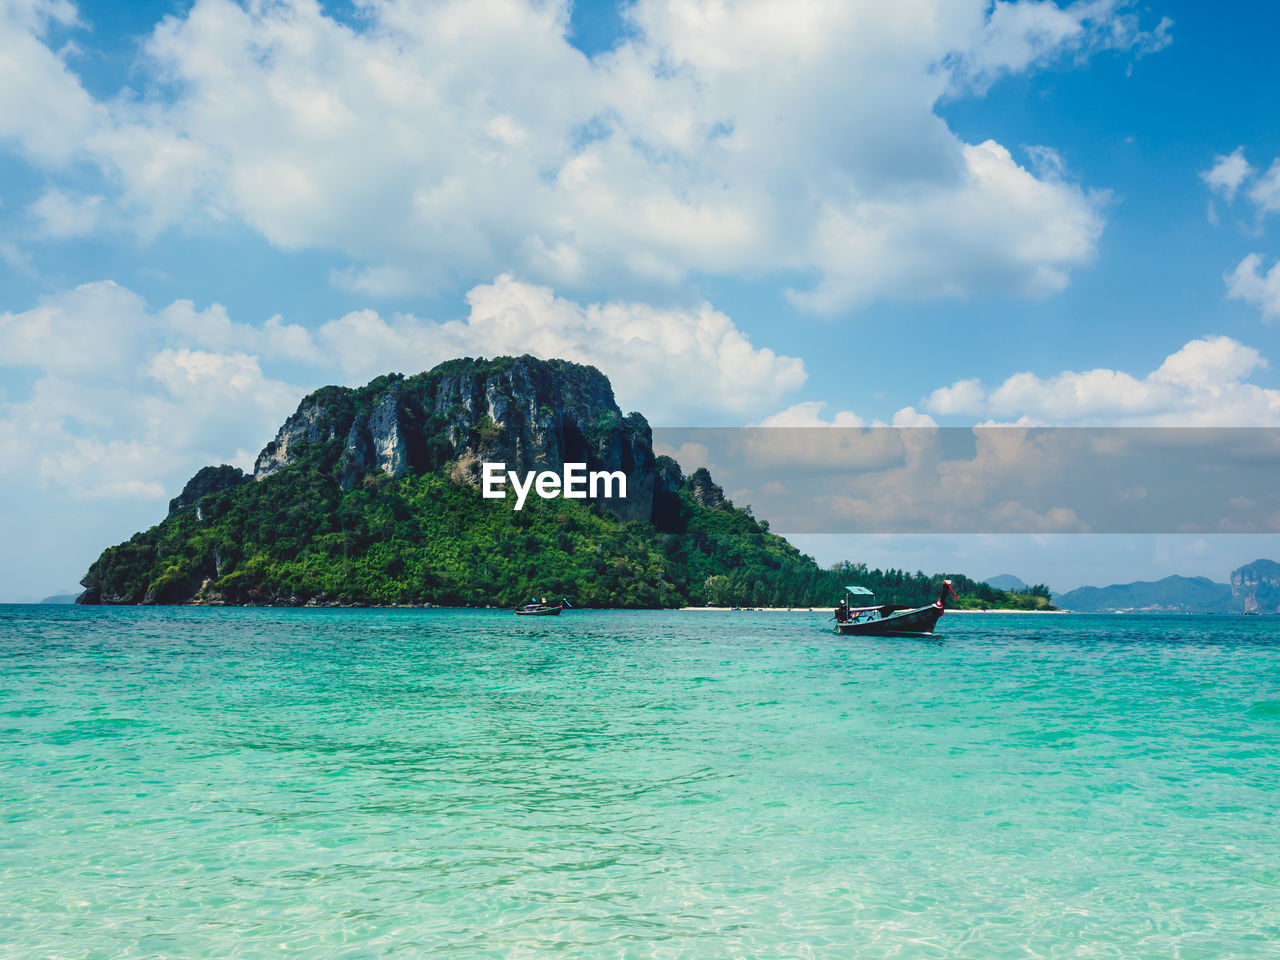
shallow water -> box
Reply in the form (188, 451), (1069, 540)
(2, 606), (1278, 958)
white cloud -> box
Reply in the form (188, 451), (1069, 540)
(0, 282), (306, 500)
(926, 377), (986, 415)
(1225, 253), (1280, 320)
(1151, 334), (1264, 386)
(1248, 160), (1280, 216)
(159, 299), (325, 364)
(28, 187), (105, 238)
(951, 1), (1170, 93)
(0, 274), (808, 502)
(143, 348), (301, 451)
(1198, 149), (1280, 320)
(0, 239), (36, 276)
(1200, 147), (1252, 201)
(795, 426), (1092, 533)
(756, 401), (865, 428)
(756, 399), (938, 429)
(35, 435), (170, 502)
(0, 0), (1165, 310)
(925, 335), (1280, 425)
(0, 0), (99, 164)
(1199, 147), (1280, 219)
(0, 280), (149, 376)
(788, 139), (1106, 311)
(317, 274), (807, 420)
(890, 406), (938, 428)
(755, 398), (939, 434)
(736, 399), (944, 480)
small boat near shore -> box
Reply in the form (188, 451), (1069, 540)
(514, 598), (570, 616)
(832, 582), (957, 637)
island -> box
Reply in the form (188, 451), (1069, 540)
(78, 356), (1052, 610)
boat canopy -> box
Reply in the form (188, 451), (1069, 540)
(843, 586), (874, 596)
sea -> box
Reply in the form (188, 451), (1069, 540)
(2, 606), (1277, 959)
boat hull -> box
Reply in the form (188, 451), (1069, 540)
(833, 603), (943, 637)
(515, 605), (563, 616)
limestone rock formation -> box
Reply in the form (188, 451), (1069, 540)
(689, 467), (729, 510)
(1231, 558), (1280, 614)
(78, 356), (738, 605)
(252, 355), (657, 521)
(167, 465), (249, 517)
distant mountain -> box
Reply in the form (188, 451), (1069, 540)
(1054, 575), (1233, 613)
(39, 593), (79, 604)
(1231, 559), (1280, 614)
(985, 574), (1028, 592)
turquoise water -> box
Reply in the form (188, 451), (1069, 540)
(2, 607), (1278, 959)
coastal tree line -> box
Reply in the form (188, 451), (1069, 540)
(82, 456), (1052, 610)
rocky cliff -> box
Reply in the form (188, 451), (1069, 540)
(1231, 558), (1280, 614)
(80, 355), (820, 608)
(168, 465), (249, 518)
(249, 356), (661, 522)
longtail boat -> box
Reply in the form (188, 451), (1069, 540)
(514, 599), (568, 616)
(832, 581), (957, 637)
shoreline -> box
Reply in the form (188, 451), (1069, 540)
(677, 606), (1070, 614)
(14, 601), (1062, 613)
(10, 603), (1271, 615)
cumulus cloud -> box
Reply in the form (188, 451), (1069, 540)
(890, 406), (939, 428)
(159, 300), (325, 365)
(0, 0), (1165, 310)
(1248, 160), (1280, 216)
(740, 423), (1091, 533)
(1151, 333), (1264, 386)
(0, 282), (307, 500)
(789, 139), (1105, 311)
(654, 415), (1280, 535)
(757, 402), (865, 429)
(0, 275), (807, 500)
(1201, 147), (1252, 201)
(1200, 147), (1280, 221)
(27, 187), (105, 238)
(1198, 148), (1280, 320)
(925, 335), (1280, 425)
(926, 377), (986, 416)
(0, 0), (99, 163)
(756, 399), (939, 429)
(317, 274), (807, 420)
(1226, 253), (1280, 319)
(951, 0), (1170, 93)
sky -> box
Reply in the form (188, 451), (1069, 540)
(3, 0), (1280, 599)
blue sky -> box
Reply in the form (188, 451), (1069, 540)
(3, 0), (1280, 598)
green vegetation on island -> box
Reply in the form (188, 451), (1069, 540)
(79, 356), (1055, 610)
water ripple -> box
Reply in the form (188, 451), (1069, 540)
(2, 606), (1278, 958)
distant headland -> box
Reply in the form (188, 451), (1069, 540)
(1054, 560), (1280, 614)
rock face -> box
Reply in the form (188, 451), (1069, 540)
(251, 356), (657, 522)
(689, 467), (729, 510)
(1231, 558), (1280, 614)
(253, 386), (350, 480)
(168, 465), (249, 517)
(77, 355), (761, 607)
